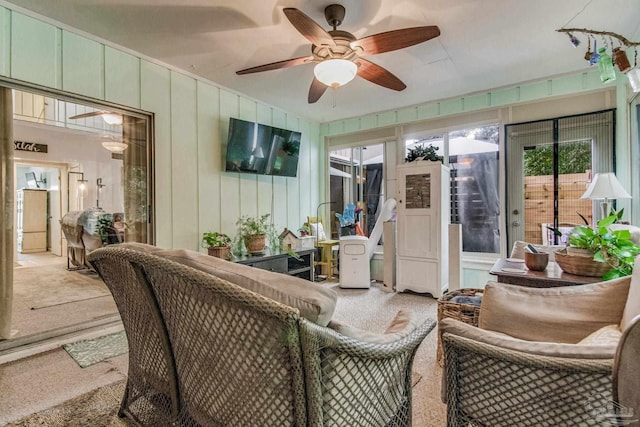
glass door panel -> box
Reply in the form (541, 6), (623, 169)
(329, 143), (384, 238)
(507, 110), (614, 249)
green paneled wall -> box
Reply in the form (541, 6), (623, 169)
(105, 47), (140, 108)
(10, 12), (60, 89)
(170, 71), (199, 249)
(0, 7), (10, 77)
(140, 60), (172, 248)
(62, 32), (103, 99)
(1, 7), (321, 251)
(321, 69), (610, 138)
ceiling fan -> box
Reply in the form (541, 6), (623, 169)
(68, 111), (123, 125)
(236, 4), (440, 103)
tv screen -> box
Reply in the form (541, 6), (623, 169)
(225, 118), (301, 177)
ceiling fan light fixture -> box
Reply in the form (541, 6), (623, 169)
(102, 113), (123, 125)
(314, 59), (357, 88)
(100, 135), (128, 153)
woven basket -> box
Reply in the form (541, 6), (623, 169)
(437, 288), (484, 366)
(554, 248), (610, 277)
(207, 246), (231, 260)
(244, 234), (266, 254)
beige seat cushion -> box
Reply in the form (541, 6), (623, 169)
(440, 318), (617, 359)
(479, 277), (631, 343)
(327, 310), (417, 344)
(154, 248), (337, 326)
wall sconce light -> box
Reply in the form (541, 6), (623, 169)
(96, 178), (105, 209)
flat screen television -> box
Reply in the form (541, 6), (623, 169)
(225, 118), (301, 177)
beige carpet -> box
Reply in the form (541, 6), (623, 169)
(9, 282), (447, 426)
(13, 265), (110, 309)
(5, 380), (130, 427)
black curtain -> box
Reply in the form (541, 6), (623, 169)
(365, 163), (383, 236)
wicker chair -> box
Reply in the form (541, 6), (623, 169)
(88, 246), (434, 426)
(440, 256), (640, 427)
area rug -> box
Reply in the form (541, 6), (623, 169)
(63, 331), (128, 368)
(8, 373), (425, 427)
(13, 265), (110, 310)
(5, 380), (129, 427)
(9, 283), (447, 426)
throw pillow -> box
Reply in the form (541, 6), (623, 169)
(577, 324), (621, 346)
(310, 222), (327, 241)
(479, 277), (631, 343)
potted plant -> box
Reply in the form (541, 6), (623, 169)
(553, 213), (640, 279)
(236, 213), (270, 254)
(405, 144), (443, 163)
(298, 224), (310, 237)
(202, 231), (232, 259)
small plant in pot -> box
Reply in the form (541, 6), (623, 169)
(405, 144), (443, 163)
(298, 224), (310, 236)
(202, 231), (232, 259)
(236, 213), (270, 254)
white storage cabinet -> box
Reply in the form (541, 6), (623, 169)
(395, 162), (449, 298)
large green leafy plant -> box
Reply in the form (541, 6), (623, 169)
(201, 231), (231, 248)
(236, 213), (270, 237)
(566, 213), (640, 280)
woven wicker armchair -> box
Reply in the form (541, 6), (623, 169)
(440, 257), (640, 427)
(88, 246), (434, 426)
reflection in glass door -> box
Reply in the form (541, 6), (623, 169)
(329, 143), (385, 238)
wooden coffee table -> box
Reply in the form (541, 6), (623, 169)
(489, 258), (603, 288)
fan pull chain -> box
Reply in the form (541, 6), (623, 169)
(332, 87), (337, 108)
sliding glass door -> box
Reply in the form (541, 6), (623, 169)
(1, 84), (153, 344)
(505, 110), (615, 247)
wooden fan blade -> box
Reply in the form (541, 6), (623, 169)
(355, 58), (406, 91)
(283, 8), (336, 47)
(308, 78), (328, 103)
(352, 26), (440, 55)
(237, 55), (313, 75)
(69, 111), (110, 120)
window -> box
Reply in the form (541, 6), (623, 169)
(405, 124), (500, 254)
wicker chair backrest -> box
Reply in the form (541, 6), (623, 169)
(89, 247), (180, 425)
(613, 314), (640, 425)
(90, 247), (307, 427)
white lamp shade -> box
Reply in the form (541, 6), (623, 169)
(580, 172), (631, 200)
(314, 59), (358, 88)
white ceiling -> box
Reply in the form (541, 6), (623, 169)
(5, 0), (640, 123)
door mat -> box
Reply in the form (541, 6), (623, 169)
(63, 331), (128, 368)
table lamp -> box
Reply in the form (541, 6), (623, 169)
(580, 172), (631, 219)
